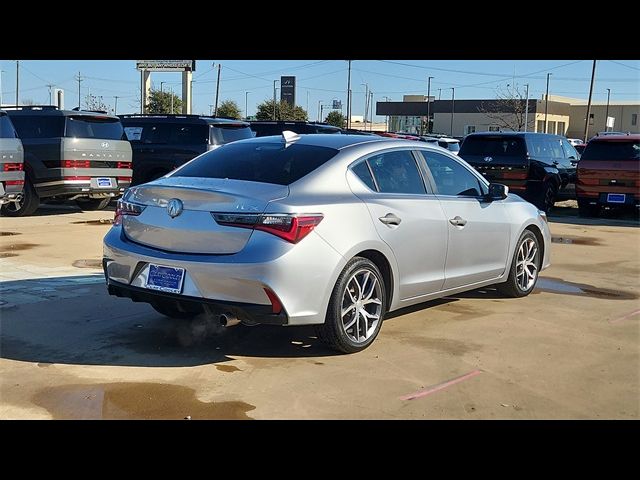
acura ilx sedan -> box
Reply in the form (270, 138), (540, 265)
(103, 133), (550, 353)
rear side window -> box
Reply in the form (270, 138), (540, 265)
(527, 136), (564, 158)
(173, 142), (339, 185)
(581, 140), (640, 161)
(0, 115), (17, 138)
(210, 125), (253, 145)
(367, 150), (426, 194)
(460, 136), (526, 156)
(65, 116), (124, 140)
(169, 125), (208, 145)
(352, 161), (376, 190)
(9, 115), (64, 138)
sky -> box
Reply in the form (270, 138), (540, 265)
(0, 59), (638, 121)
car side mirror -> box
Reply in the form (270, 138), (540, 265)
(487, 183), (508, 201)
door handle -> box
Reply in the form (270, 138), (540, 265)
(379, 213), (402, 226)
(449, 216), (467, 227)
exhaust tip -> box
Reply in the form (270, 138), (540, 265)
(219, 313), (240, 328)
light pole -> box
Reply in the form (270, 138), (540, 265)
(273, 79), (279, 120)
(306, 90), (309, 114)
(160, 81), (166, 94)
(450, 88), (455, 137)
(346, 60), (352, 129)
(114, 96), (119, 115)
(0, 70), (4, 107)
(544, 73), (552, 133)
(426, 76), (433, 134)
(214, 64), (221, 117)
(524, 84), (530, 132)
(604, 88), (611, 131)
(369, 91), (374, 131)
(245, 91), (250, 120)
(15, 61), (19, 106)
(438, 88), (442, 101)
(317, 100), (323, 122)
(583, 60), (597, 143)
(361, 83), (368, 128)
(383, 96), (391, 131)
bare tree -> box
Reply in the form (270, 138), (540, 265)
(477, 84), (534, 132)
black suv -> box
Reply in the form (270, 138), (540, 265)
(4, 106), (132, 216)
(120, 114), (253, 185)
(249, 121), (342, 137)
(458, 132), (578, 212)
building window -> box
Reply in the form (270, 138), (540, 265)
(537, 120), (545, 133)
(488, 125), (500, 132)
(557, 121), (566, 135)
(632, 114), (638, 126)
(548, 121), (556, 134)
(465, 125), (476, 135)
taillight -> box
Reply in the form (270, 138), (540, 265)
(5, 180), (24, 186)
(63, 160), (91, 168)
(212, 213), (323, 244)
(117, 177), (132, 183)
(113, 199), (146, 225)
(3, 163), (23, 171)
(117, 162), (131, 169)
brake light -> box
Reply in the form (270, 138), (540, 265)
(113, 199), (146, 225)
(63, 160), (91, 168)
(117, 177), (132, 183)
(117, 162), (131, 169)
(3, 163), (23, 171)
(212, 213), (323, 244)
(5, 180), (24, 186)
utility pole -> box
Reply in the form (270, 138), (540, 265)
(383, 96), (391, 132)
(273, 79), (279, 120)
(15, 61), (19, 106)
(114, 96), (119, 115)
(306, 90), (309, 114)
(170, 88), (174, 114)
(214, 64), (221, 116)
(426, 76), (433, 134)
(346, 60), (352, 129)
(524, 84), (530, 132)
(46, 84), (54, 105)
(604, 88), (611, 131)
(544, 73), (551, 133)
(438, 88), (442, 101)
(245, 91), (250, 120)
(361, 83), (368, 129)
(76, 71), (82, 110)
(0, 70), (4, 107)
(369, 91), (374, 131)
(317, 100), (322, 122)
(583, 60), (597, 143)
(450, 88), (455, 137)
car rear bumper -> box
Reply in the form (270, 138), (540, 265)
(34, 179), (130, 199)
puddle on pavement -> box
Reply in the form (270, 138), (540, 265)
(550, 236), (602, 246)
(215, 364), (242, 373)
(0, 242), (39, 252)
(535, 277), (638, 300)
(71, 219), (113, 225)
(0, 232), (21, 236)
(33, 383), (255, 420)
(0, 252), (18, 258)
(72, 259), (103, 269)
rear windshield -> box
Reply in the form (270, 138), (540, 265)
(581, 140), (640, 161)
(460, 136), (526, 156)
(173, 141), (339, 185)
(0, 115), (17, 138)
(210, 125), (254, 145)
(65, 116), (125, 140)
(123, 123), (208, 145)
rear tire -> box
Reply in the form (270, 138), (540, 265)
(316, 257), (386, 354)
(75, 197), (111, 211)
(578, 199), (598, 217)
(536, 180), (558, 213)
(497, 230), (541, 298)
(0, 177), (40, 217)
(151, 302), (197, 319)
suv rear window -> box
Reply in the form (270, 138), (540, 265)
(580, 140), (640, 161)
(9, 115), (65, 138)
(173, 142), (339, 185)
(460, 136), (526, 156)
(210, 124), (254, 145)
(0, 115), (17, 138)
(65, 116), (124, 140)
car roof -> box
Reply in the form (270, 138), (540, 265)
(119, 114), (249, 126)
(250, 120), (338, 126)
(590, 134), (640, 142)
(236, 133), (412, 150)
(465, 131), (563, 139)
(4, 106), (120, 119)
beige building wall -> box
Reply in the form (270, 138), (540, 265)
(432, 112), (569, 137)
(533, 113), (570, 135)
(566, 103), (640, 139)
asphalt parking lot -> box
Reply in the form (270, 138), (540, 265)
(0, 202), (638, 419)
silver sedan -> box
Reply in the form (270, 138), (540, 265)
(103, 133), (551, 353)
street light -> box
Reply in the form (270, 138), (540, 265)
(361, 83), (369, 127)
(245, 91), (251, 120)
(524, 84), (530, 132)
(450, 87), (455, 137)
(426, 76), (433, 134)
(317, 100), (323, 122)
(605, 88), (611, 131)
(544, 73), (552, 133)
(383, 96), (391, 131)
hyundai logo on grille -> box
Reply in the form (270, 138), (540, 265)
(167, 199), (183, 218)
(484, 156), (493, 162)
(101, 141), (110, 148)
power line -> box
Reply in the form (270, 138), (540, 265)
(607, 60), (640, 72)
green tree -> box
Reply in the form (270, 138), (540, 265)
(84, 93), (108, 112)
(147, 88), (182, 114)
(216, 100), (242, 119)
(255, 99), (308, 121)
(325, 110), (346, 128)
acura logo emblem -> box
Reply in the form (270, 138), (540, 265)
(484, 156), (493, 162)
(101, 141), (110, 148)
(167, 198), (183, 218)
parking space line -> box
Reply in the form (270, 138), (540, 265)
(400, 369), (483, 401)
(609, 309), (640, 324)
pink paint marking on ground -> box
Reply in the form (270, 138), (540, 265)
(400, 369), (483, 401)
(609, 309), (640, 324)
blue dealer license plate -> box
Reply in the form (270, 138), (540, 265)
(607, 193), (625, 203)
(146, 264), (185, 294)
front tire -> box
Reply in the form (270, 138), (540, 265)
(316, 257), (386, 353)
(497, 230), (541, 298)
(1, 177), (40, 217)
(75, 197), (111, 211)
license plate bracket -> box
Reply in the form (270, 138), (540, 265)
(145, 264), (185, 294)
